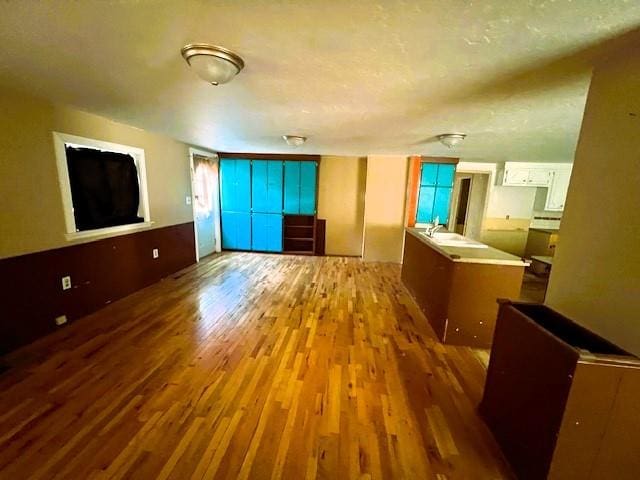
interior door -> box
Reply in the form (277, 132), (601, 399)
(193, 154), (218, 258)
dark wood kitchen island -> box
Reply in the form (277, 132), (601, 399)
(401, 228), (529, 348)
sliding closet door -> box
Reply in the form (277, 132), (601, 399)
(220, 158), (251, 250)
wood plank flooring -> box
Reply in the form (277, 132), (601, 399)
(0, 253), (512, 479)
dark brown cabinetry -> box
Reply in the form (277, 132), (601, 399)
(480, 301), (640, 480)
(283, 214), (316, 255)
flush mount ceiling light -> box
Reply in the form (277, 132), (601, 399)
(282, 135), (307, 147)
(181, 43), (245, 86)
(437, 133), (467, 149)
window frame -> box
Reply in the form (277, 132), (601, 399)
(52, 132), (152, 241)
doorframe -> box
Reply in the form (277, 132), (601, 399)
(452, 162), (496, 237)
(189, 147), (221, 262)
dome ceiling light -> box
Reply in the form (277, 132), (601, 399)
(181, 43), (245, 86)
(282, 135), (307, 147)
(437, 133), (467, 149)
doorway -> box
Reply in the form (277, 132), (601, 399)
(448, 172), (490, 240)
(189, 149), (221, 261)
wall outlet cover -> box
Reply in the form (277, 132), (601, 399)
(61, 276), (72, 290)
(55, 315), (67, 326)
(152, 248), (159, 259)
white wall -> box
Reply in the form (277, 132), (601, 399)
(546, 47), (640, 355)
(486, 186), (537, 219)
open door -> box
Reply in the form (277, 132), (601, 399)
(448, 172), (489, 240)
(190, 150), (221, 261)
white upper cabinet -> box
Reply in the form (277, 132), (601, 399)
(500, 162), (573, 211)
(502, 162), (553, 187)
(528, 168), (554, 186)
(545, 168), (572, 211)
(503, 168), (531, 185)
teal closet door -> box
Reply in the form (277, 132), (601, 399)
(267, 214), (283, 252)
(266, 161), (283, 213)
(251, 213), (268, 251)
(299, 162), (317, 214)
(236, 212), (251, 250)
(251, 160), (269, 213)
(221, 211), (236, 249)
(220, 159), (236, 212)
(220, 158), (252, 250)
(437, 164), (455, 187)
(416, 162), (456, 224)
(251, 213), (282, 252)
(235, 159), (251, 213)
(416, 186), (435, 224)
(433, 187), (453, 224)
(420, 163), (439, 186)
(283, 161), (301, 214)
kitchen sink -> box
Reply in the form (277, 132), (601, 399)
(421, 231), (489, 248)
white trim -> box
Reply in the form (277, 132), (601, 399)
(52, 132), (151, 239)
(456, 162), (496, 232)
(189, 147), (221, 262)
(65, 221), (154, 241)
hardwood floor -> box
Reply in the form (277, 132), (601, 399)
(0, 252), (512, 479)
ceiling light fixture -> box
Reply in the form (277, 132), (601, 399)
(181, 43), (245, 86)
(282, 135), (307, 147)
(437, 133), (467, 149)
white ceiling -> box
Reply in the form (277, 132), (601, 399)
(1, 1), (639, 162)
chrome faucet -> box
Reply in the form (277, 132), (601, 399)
(425, 224), (443, 237)
(424, 217), (442, 237)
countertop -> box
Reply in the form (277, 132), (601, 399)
(528, 227), (560, 234)
(406, 228), (530, 267)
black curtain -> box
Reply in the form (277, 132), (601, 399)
(66, 146), (144, 231)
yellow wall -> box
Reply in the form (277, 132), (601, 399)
(362, 155), (409, 263)
(546, 48), (640, 355)
(0, 87), (195, 259)
(480, 217), (531, 257)
(317, 156), (366, 256)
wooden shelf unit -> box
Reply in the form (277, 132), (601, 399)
(283, 215), (315, 255)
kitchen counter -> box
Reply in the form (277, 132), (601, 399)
(406, 228), (529, 266)
(401, 229), (527, 348)
(528, 227), (560, 234)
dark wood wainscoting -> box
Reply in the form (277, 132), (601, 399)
(0, 222), (195, 355)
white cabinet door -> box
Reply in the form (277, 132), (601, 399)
(545, 170), (571, 211)
(504, 168), (529, 186)
(503, 165), (552, 186)
(527, 169), (553, 187)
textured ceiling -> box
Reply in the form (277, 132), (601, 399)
(1, 1), (639, 161)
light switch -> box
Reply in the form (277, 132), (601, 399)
(186, 196), (192, 205)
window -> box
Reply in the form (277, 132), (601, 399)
(53, 132), (151, 239)
(416, 162), (455, 224)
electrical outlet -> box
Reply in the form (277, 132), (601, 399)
(152, 248), (159, 259)
(55, 315), (67, 326)
(61, 276), (72, 290)
(186, 196), (192, 205)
